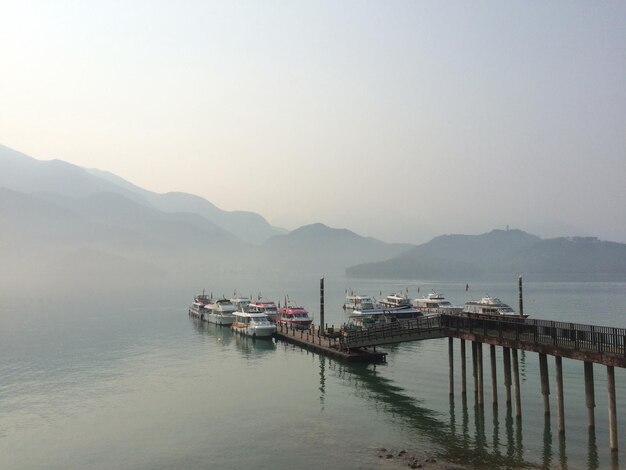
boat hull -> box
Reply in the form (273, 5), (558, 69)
(232, 324), (276, 338)
(207, 313), (236, 326)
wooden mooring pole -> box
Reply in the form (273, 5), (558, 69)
(518, 275), (524, 317)
(319, 277), (324, 333)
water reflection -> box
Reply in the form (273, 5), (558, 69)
(319, 356), (326, 406)
(587, 427), (598, 470)
(232, 333), (276, 358)
(543, 415), (552, 469)
(189, 317), (276, 358)
(333, 362), (530, 468)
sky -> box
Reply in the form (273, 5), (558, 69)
(1, 1), (625, 244)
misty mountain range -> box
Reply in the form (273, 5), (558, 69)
(1, 144), (625, 286)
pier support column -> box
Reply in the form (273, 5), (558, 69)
(490, 344), (498, 405)
(584, 361), (595, 428)
(539, 353), (550, 415)
(512, 348), (522, 417)
(472, 341), (478, 398)
(555, 356), (565, 434)
(607, 365), (618, 451)
(448, 337), (454, 396)
(461, 339), (467, 395)
(503, 347), (512, 404)
(477, 342), (484, 406)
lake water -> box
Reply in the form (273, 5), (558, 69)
(1, 275), (625, 469)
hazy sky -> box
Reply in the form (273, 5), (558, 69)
(1, 1), (625, 244)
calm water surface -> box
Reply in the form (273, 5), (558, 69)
(1, 275), (625, 469)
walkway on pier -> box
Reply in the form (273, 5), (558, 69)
(340, 314), (626, 368)
(339, 312), (625, 451)
(340, 315), (446, 349)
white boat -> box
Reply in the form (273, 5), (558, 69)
(206, 298), (237, 325)
(343, 294), (379, 311)
(189, 293), (211, 320)
(248, 300), (279, 323)
(463, 296), (527, 318)
(414, 292), (462, 314)
(348, 295), (424, 328)
(379, 292), (412, 309)
(230, 295), (252, 312)
(231, 309), (276, 338)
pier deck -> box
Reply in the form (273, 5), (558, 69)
(274, 323), (387, 363)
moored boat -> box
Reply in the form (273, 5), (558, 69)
(230, 295), (252, 312)
(463, 296), (527, 318)
(248, 299), (279, 323)
(231, 309), (276, 338)
(189, 293), (211, 320)
(276, 303), (312, 330)
(348, 306), (424, 328)
(348, 294), (424, 327)
(414, 292), (462, 314)
(206, 298), (237, 325)
(343, 294), (379, 311)
(379, 292), (412, 309)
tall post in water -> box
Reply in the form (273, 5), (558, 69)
(512, 348), (522, 417)
(448, 337), (454, 396)
(503, 347), (512, 404)
(539, 353), (550, 415)
(478, 342), (484, 406)
(461, 339), (467, 395)
(490, 344), (498, 405)
(518, 275), (524, 317)
(555, 356), (565, 433)
(607, 365), (618, 451)
(319, 277), (325, 334)
(584, 361), (596, 428)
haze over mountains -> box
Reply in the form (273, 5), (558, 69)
(1, 144), (625, 287)
(0, 145), (412, 286)
(347, 229), (626, 281)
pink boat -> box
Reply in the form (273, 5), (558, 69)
(276, 304), (313, 330)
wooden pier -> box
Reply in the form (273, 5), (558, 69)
(274, 322), (387, 363)
(331, 311), (625, 452)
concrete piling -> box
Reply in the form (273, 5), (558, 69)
(461, 339), (467, 395)
(539, 353), (550, 415)
(584, 361), (595, 428)
(449, 337), (454, 395)
(503, 347), (512, 404)
(512, 348), (522, 417)
(607, 365), (618, 451)
(490, 344), (498, 405)
(555, 356), (564, 434)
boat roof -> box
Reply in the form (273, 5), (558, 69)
(280, 306), (308, 314)
(250, 300), (276, 306)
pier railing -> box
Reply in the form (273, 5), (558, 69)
(339, 314), (625, 365)
(341, 315), (445, 349)
(442, 314), (626, 361)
